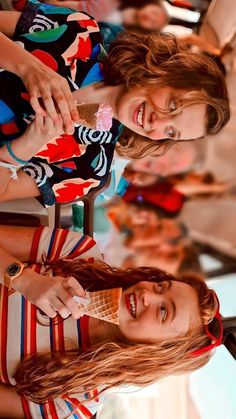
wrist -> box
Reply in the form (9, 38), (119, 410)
(11, 267), (34, 293)
(6, 133), (36, 163)
(15, 56), (39, 79)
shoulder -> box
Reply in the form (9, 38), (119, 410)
(30, 226), (103, 262)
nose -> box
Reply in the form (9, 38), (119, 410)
(141, 288), (158, 308)
(147, 111), (170, 140)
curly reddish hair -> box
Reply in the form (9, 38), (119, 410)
(103, 31), (230, 158)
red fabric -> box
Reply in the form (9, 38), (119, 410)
(123, 182), (185, 213)
(171, 0), (193, 9)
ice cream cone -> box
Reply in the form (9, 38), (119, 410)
(77, 103), (99, 130)
(77, 103), (114, 131)
(74, 288), (122, 324)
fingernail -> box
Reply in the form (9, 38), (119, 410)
(72, 111), (79, 121)
(73, 295), (90, 306)
(62, 310), (71, 318)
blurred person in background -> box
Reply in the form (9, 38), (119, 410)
(9, 0), (232, 66)
(123, 227), (202, 277)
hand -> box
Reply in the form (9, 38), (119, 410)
(13, 269), (86, 319)
(24, 113), (65, 148)
(20, 61), (79, 134)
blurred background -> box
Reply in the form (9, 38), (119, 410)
(1, 0), (236, 417)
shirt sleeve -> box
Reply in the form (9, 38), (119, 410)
(29, 226), (102, 264)
(21, 393), (98, 419)
(22, 141), (116, 206)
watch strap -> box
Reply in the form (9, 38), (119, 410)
(4, 262), (27, 290)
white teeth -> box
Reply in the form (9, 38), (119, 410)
(137, 103), (144, 127)
(129, 294), (136, 317)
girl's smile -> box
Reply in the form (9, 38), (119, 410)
(118, 280), (202, 343)
(125, 292), (137, 318)
(133, 102), (145, 128)
(113, 86), (207, 141)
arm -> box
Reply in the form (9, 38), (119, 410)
(0, 226), (86, 318)
(175, 180), (227, 196)
(0, 114), (64, 165)
(0, 384), (24, 419)
(178, 33), (221, 56)
(0, 225), (36, 260)
(0, 113), (64, 200)
(0, 11), (20, 37)
(0, 167), (40, 202)
(0, 11), (79, 133)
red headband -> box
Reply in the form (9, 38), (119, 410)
(191, 292), (223, 357)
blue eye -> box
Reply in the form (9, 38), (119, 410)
(160, 306), (168, 322)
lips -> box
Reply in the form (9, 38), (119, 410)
(133, 102), (145, 128)
(125, 293), (137, 318)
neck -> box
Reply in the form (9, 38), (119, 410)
(73, 83), (124, 119)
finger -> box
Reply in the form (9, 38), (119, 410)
(39, 303), (57, 318)
(34, 112), (44, 128)
(54, 114), (65, 135)
(41, 92), (59, 122)
(51, 296), (71, 319)
(63, 276), (86, 298)
(43, 113), (55, 130)
(57, 287), (82, 319)
(52, 88), (74, 134)
(61, 83), (79, 122)
(30, 92), (47, 116)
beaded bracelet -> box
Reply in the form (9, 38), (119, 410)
(6, 141), (28, 165)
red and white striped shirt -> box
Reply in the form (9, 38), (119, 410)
(0, 226), (103, 419)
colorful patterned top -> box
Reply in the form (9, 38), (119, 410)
(0, 0), (123, 206)
(0, 226), (104, 418)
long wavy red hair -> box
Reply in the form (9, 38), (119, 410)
(15, 260), (217, 403)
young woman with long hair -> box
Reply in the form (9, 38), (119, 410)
(0, 225), (223, 418)
(0, 0), (230, 207)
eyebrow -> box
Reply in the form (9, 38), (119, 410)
(169, 298), (176, 322)
(166, 281), (176, 322)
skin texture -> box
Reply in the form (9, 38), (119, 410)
(118, 280), (201, 343)
(113, 86), (206, 141)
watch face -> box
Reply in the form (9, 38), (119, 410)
(7, 263), (21, 277)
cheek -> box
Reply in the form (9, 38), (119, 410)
(122, 320), (156, 342)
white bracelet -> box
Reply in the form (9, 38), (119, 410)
(0, 161), (23, 180)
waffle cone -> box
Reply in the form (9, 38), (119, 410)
(77, 103), (99, 129)
(78, 288), (122, 324)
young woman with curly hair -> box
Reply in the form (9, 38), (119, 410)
(0, 225), (223, 418)
(0, 1), (230, 206)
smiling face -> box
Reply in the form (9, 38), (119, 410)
(118, 280), (201, 343)
(113, 86), (207, 141)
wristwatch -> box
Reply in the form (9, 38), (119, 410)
(4, 261), (27, 290)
